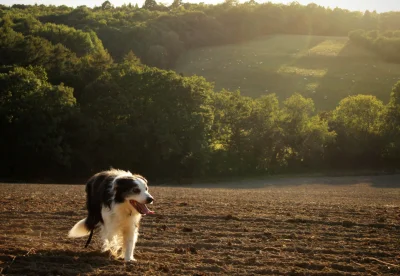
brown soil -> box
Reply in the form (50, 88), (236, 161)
(1, 175), (400, 275)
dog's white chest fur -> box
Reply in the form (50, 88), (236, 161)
(100, 203), (142, 261)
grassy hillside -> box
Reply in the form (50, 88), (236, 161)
(175, 35), (400, 110)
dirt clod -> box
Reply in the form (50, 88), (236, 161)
(342, 220), (355, 227)
(224, 214), (239, 220)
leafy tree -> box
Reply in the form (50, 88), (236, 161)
(329, 95), (386, 168)
(123, 50), (142, 65)
(32, 23), (99, 57)
(80, 65), (214, 180)
(384, 82), (400, 167)
(170, 0), (183, 9)
(0, 66), (77, 178)
(143, 0), (158, 10)
(362, 10), (379, 30)
(241, 94), (282, 172)
(279, 93), (335, 170)
(209, 90), (255, 175)
(101, 1), (113, 10)
(145, 45), (169, 68)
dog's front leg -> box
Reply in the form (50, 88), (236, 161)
(123, 228), (135, 262)
(123, 224), (139, 262)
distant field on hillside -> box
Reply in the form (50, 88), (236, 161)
(175, 35), (400, 110)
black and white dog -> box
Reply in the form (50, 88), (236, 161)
(68, 169), (154, 262)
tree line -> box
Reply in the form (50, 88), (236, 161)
(3, 2), (400, 69)
(0, 3), (400, 182)
(1, 61), (399, 181)
(349, 29), (400, 63)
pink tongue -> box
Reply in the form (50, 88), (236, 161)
(140, 203), (155, 215)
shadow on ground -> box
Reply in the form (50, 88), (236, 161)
(1, 248), (114, 276)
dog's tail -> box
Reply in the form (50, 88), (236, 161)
(68, 218), (90, 238)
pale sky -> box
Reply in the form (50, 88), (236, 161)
(1, 0), (399, 13)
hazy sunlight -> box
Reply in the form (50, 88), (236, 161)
(2, 0), (399, 12)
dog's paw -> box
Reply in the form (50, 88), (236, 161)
(124, 257), (137, 262)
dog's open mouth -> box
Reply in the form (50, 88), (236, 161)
(129, 200), (155, 215)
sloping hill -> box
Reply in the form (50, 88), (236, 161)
(174, 35), (400, 110)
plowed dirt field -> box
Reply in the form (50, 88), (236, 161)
(1, 175), (400, 275)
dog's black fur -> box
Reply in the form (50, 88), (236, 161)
(84, 170), (144, 232)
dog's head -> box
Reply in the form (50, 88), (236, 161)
(113, 175), (154, 215)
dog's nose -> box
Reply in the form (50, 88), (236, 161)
(146, 197), (154, 204)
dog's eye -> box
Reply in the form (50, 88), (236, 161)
(133, 188), (141, 194)
(145, 187), (148, 191)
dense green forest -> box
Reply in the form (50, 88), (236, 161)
(1, 1), (400, 182)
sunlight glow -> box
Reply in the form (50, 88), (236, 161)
(1, 0), (399, 13)
(277, 66), (327, 77)
(308, 40), (347, 57)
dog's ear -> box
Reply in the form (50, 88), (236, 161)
(114, 177), (139, 203)
(115, 177), (138, 188)
(136, 175), (148, 184)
